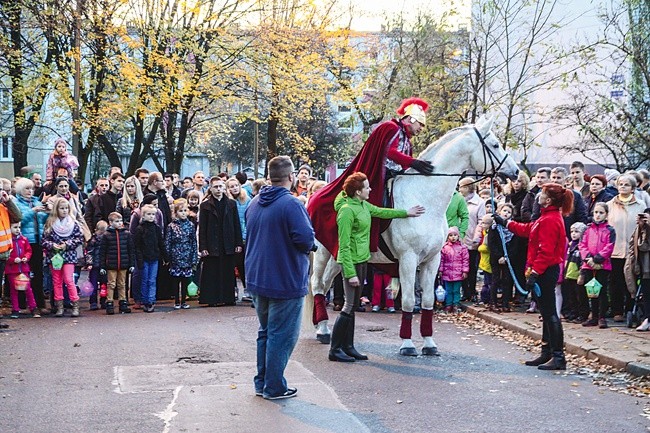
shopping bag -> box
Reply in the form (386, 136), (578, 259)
(585, 277), (602, 299)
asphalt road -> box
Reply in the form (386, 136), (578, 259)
(0, 301), (647, 433)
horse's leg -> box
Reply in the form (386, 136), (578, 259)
(398, 253), (418, 356)
(314, 258), (341, 344)
(310, 247), (331, 343)
(419, 254), (441, 356)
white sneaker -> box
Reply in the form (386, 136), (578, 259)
(636, 318), (650, 331)
(371, 305), (380, 313)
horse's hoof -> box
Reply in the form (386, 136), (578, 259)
(316, 334), (331, 344)
(399, 347), (418, 357)
(421, 347), (440, 356)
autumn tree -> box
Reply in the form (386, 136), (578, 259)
(468, 0), (583, 170)
(0, 1), (54, 174)
(554, 0), (650, 170)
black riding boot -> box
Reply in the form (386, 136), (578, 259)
(538, 315), (566, 370)
(525, 343), (552, 366)
(329, 313), (355, 362)
(343, 313), (368, 360)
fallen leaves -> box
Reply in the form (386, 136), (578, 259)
(436, 311), (650, 399)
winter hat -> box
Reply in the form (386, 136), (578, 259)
(590, 174), (607, 187)
(604, 169), (620, 183)
(570, 222), (587, 235)
(141, 193), (157, 206)
(448, 226), (460, 237)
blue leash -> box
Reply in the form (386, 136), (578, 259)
(490, 178), (539, 298)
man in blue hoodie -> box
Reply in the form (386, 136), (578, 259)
(245, 155), (315, 400)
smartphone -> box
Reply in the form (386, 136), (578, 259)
(639, 213), (647, 218)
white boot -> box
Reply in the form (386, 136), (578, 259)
(636, 318), (650, 332)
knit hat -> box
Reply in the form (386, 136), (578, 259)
(570, 222), (587, 235)
(141, 193), (157, 206)
(604, 168), (620, 183)
(448, 226), (460, 236)
(591, 174), (607, 187)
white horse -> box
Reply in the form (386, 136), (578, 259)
(309, 115), (520, 356)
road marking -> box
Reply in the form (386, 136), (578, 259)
(156, 385), (182, 433)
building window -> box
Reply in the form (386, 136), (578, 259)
(0, 137), (13, 161)
(0, 88), (9, 111)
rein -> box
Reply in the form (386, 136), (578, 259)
(490, 178), (535, 297)
(396, 127), (509, 183)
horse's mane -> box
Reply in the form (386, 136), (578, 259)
(418, 125), (472, 161)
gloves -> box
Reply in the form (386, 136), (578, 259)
(525, 272), (538, 293)
(410, 159), (434, 175)
(493, 214), (507, 227)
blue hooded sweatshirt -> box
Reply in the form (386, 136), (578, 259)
(245, 186), (315, 299)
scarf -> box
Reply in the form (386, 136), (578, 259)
(52, 216), (76, 238)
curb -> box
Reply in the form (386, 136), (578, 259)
(464, 305), (650, 378)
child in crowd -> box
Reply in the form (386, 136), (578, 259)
(45, 138), (79, 182)
(133, 205), (165, 313)
(186, 190), (201, 227)
(579, 202), (616, 329)
(371, 269), (395, 313)
(42, 198), (84, 317)
(165, 199), (198, 309)
(562, 222), (588, 323)
(7, 222), (38, 318)
(100, 212), (135, 315)
(439, 226), (469, 313)
(85, 220), (108, 310)
(488, 202), (515, 312)
(475, 214), (493, 305)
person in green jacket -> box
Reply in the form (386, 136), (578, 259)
(446, 190), (469, 239)
(330, 172), (425, 362)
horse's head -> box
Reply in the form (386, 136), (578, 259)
(468, 116), (519, 180)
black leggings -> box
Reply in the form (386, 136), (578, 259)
(581, 269), (609, 320)
(171, 276), (190, 305)
(537, 265), (563, 352)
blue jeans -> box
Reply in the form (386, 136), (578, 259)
(444, 280), (462, 307)
(141, 261), (159, 305)
(252, 294), (303, 398)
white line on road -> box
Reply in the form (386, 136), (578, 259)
(156, 385), (182, 433)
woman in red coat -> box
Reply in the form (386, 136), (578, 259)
(494, 183), (573, 370)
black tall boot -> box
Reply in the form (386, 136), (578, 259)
(329, 313), (355, 362)
(538, 350), (566, 370)
(343, 313), (368, 360)
(524, 343), (552, 366)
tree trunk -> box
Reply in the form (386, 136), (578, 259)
(267, 116), (278, 163)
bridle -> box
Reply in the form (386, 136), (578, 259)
(398, 126), (509, 182)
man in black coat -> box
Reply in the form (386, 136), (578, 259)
(198, 177), (243, 306)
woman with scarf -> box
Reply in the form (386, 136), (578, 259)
(41, 197), (84, 317)
(494, 183), (573, 370)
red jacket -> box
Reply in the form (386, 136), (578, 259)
(579, 221), (616, 271)
(507, 206), (566, 275)
(6, 235), (32, 275)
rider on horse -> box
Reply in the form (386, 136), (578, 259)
(308, 97), (434, 258)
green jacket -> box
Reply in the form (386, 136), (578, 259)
(335, 191), (407, 278)
(446, 191), (469, 239)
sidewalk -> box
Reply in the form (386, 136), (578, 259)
(463, 303), (650, 377)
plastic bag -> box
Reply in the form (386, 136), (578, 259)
(51, 253), (64, 270)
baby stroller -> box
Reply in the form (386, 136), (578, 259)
(627, 280), (645, 328)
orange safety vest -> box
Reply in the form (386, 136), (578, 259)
(0, 205), (12, 253)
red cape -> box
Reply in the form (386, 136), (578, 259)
(307, 120), (402, 258)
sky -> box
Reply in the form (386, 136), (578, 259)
(343, 0), (471, 31)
